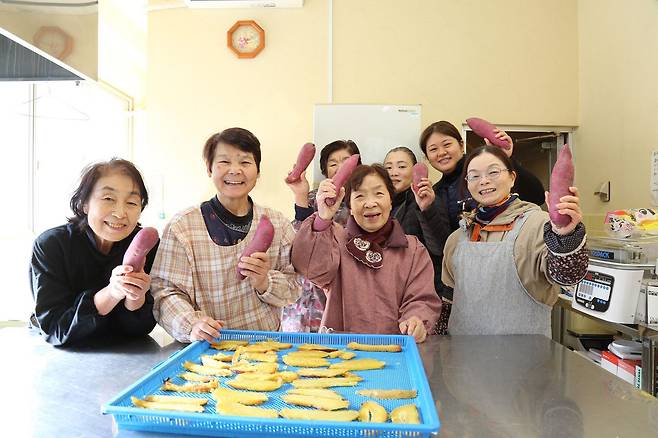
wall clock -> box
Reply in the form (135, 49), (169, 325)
(227, 20), (265, 59)
(33, 26), (74, 60)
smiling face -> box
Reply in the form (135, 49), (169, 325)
(349, 173), (392, 233)
(466, 152), (516, 206)
(425, 132), (463, 174)
(325, 148), (354, 179)
(208, 142), (259, 202)
(84, 171), (142, 253)
(384, 150), (414, 193)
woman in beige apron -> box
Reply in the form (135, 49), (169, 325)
(442, 145), (588, 335)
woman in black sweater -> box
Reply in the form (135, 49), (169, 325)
(419, 121), (546, 334)
(29, 159), (158, 346)
(384, 147), (450, 306)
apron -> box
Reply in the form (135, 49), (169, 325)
(449, 211), (551, 336)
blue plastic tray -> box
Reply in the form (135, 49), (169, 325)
(103, 330), (440, 437)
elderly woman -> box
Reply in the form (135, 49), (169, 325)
(442, 146), (588, 335)
(291, 164), (441, 342)
(282, 140), (361, 333)
(419, 121), (546, 334)
(30, 159), (158, 346)
(151, 127), (302, 343)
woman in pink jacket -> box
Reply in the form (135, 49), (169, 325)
(291, 164), (441, 342)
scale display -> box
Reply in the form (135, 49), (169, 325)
(575, 271), (614, 312)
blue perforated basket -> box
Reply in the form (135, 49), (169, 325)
(102, 330), (440, 437)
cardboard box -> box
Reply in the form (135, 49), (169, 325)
(601, 351), (619, 375)
(617, 358), (641, 385)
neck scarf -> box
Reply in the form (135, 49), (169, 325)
(345, 216), (395, 269)
(468, 194), (518, 241)
(475, 194), (518, 225)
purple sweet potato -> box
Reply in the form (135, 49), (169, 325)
(325, 154), (360, 207)
(548, 144), (575, 227)
(122, 227), (159, 272)
(466, 117), (511, 150)
(412, 163), (428, 192)
(285, 142), (316, 183)
(237, 215), (275, 280)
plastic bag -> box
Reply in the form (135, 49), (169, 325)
(604, 208), (658, 238)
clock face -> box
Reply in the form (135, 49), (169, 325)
(231, 25), (261, 54)
(227, 21), (265, 58)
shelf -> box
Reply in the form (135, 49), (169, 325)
(556, 295), (639, 338)
(639, 323), (658, 340)
(555, 294), (657, 397)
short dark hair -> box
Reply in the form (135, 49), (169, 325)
(203, 127), (261, 173)
(68, 158), (149, 231)
(319, 140), (361, 177)
(385, 146), (417, 165)
(460, 145), (516, 195)
(419, 121), (463, 156)
(345, 164), (396, 209)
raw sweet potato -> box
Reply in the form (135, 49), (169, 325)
(548, 144), (575, 227)
(466, 117), (511, 150)
(237, 215), (275, 280)
(122, 227), (159, 272)
(325, 154), (360, 207)
(285, 142), (316, 183)
(412, 162), (428, 192)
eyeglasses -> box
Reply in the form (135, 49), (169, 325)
(465, 168), (510, 183)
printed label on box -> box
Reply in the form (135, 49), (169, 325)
(635, 365), (642, 389)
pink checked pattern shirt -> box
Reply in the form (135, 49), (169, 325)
(151, 203), (302, 342)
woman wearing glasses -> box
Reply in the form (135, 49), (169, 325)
(441, 145), (587, 335)
(419, 121), (546, 334)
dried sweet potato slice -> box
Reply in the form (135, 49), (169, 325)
(390, 404), (421, 424)
(183, 361), (232, 377)
(358, 400), (388, 423)
(282, 355), (330, 368)
(347, 342), (401, 352)
(286, 388), (343, 399)
(211, 387), (268, 406)
(280, 408), (359, 422)
(210, 340), (249, 351)
(290, 377), (360, 389)
(357, 389), (417, 399)
(297, 343), (338, 352)
(329, 359), (385, 371)
(161, 379), (218, 393)
(227, 377), (283, 392)
(282, 394), (349, 411)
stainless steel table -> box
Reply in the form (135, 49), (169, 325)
(2, 327), (658, 437)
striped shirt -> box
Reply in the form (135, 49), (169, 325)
(151, 203), (302, 342)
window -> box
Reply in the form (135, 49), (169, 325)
(0, 80), (131, 320)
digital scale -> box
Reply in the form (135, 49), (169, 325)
(572, 236), (658, 323)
